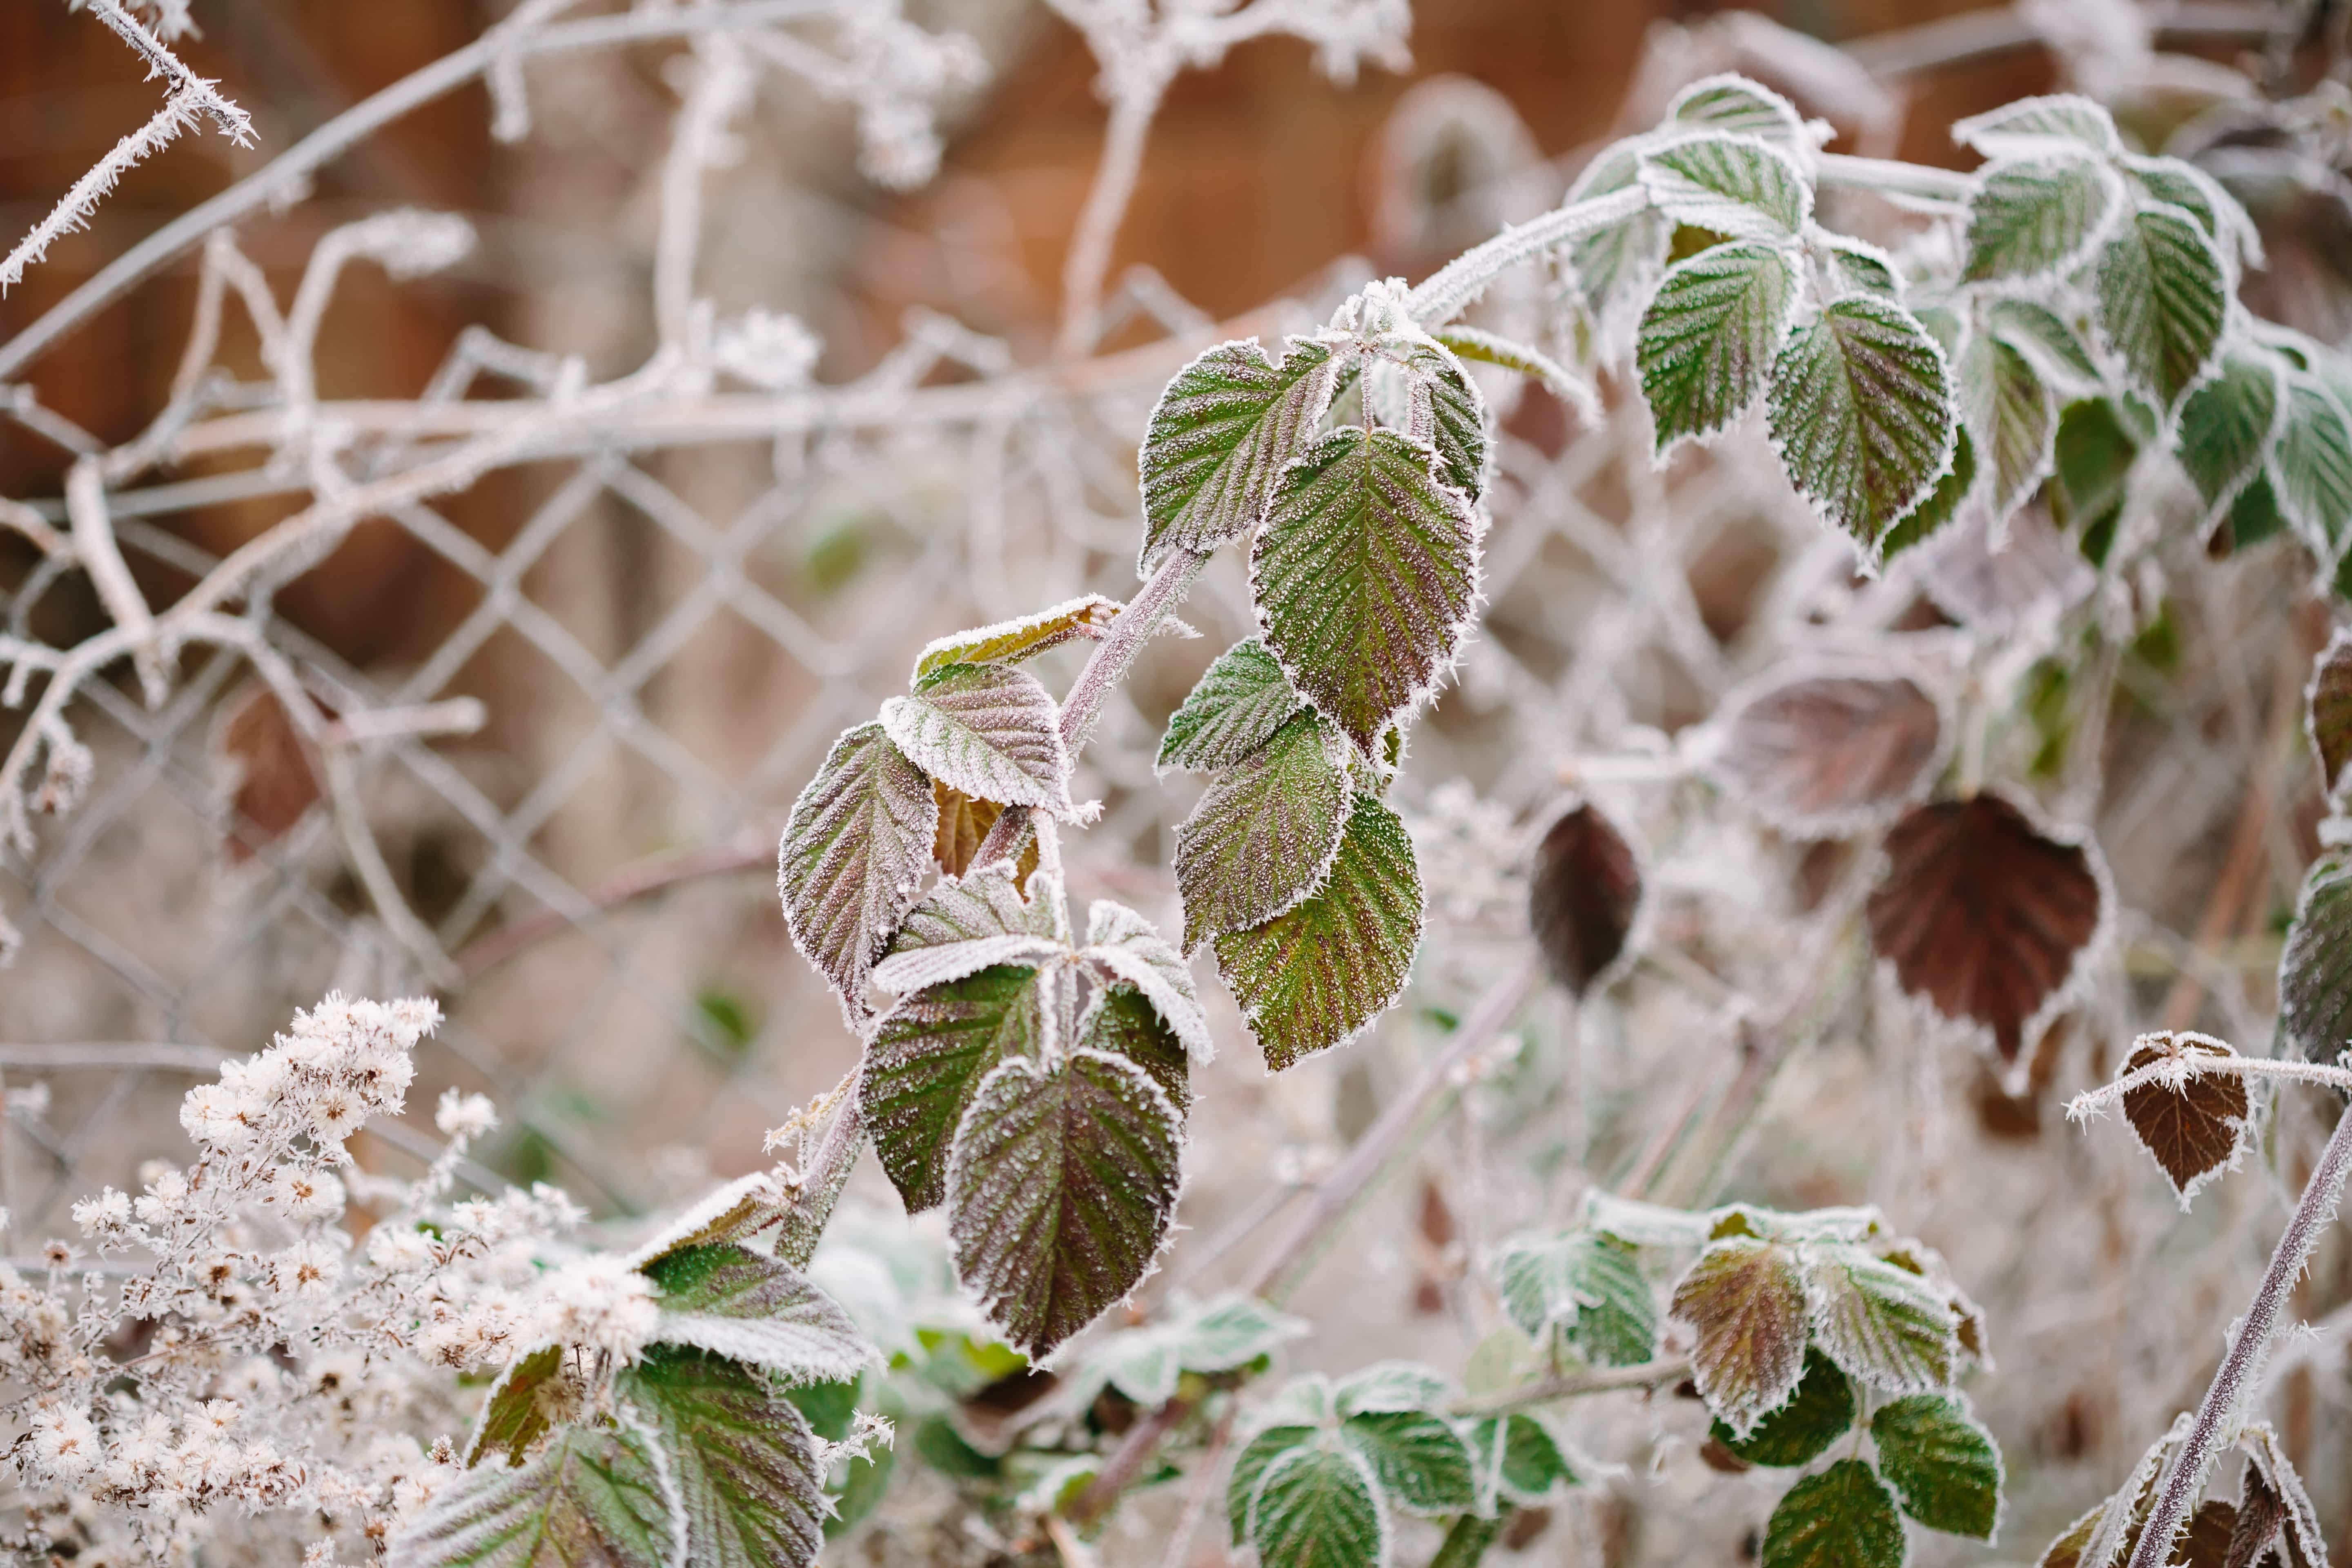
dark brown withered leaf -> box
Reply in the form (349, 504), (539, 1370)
(931, 780), (1038, 888)
(1866, 794), (2103, 1065)
(214, 686), (325, 862)
(2119, 1033), (2248, 1202)
(1528, 802), (1641, 996)
(2305, 628), (2352, 798)
(1715, 674), (1942, 836)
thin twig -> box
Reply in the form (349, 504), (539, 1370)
(1447, 1355), (1693, 1418)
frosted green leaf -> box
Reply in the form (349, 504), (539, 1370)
(1953, 94), (2121, 158)
(1472, 1414), (1577, 1506)
(861, 963), (1051, 1212)
(1214, 793), (1424, 1071)
(2176, 352), (2282, 528)
(1668, 74), (1806, 144)
(1962, 156), (2117, 283)
(1140, 337), (1342, 572)
(777, 722), (939, 1021)
(1174, 711), (1349, 952)
(1229, 1425), (1317, 1547)
(1074, 982), (1190, 1114)
(639, 1245), (873, 1385)
(2126, 155), (2260, 267)
(1563, 144), (1668, 352)
(1763, 1459), (1907, 1568)
(1872, 1394), (2002, 1540)
(1178, 1293), (1307, 1370)
(1250, 425), (1480, 755)
(1877, 428), (1974, 561)
(880, 663), (1072, 816)
(466, 1344), (563, 1468)
(1336, 1361), (1453, 1415)
(1638, 134), (1811, 242)
(1711, 1347), (1853, 1467)
(1492, 1228), (1657, 1366)
(619, 1348), (829, 1568)
(1079, 898), (1213, 1059)
(1826, 238), (1902, 299)
(1637, 241), (1797, 455)
(1397, 337), (1489, 502)
(2270, 375), (2352, 565)
(1668, 1236), (1809, 1437)
(1959, 334), (2055, 528)
(2278, 855), (2352, 1065)
(2094, 203), (2226, 414)
(1342, 1411), (1479, 1516)
(391, 1421), (679, 1568)
(1248, 1441), (1390, 1568)
(1767, 296), (1956, 555)
(1160, 639), (1307, 773)
(911, 595), (1122, 682)
(1803, 1241), (1957, 1393)
(946, 1048), (1183, 1357)
(871, 860), (1062, 998)
(1988, 299), (2100, 387)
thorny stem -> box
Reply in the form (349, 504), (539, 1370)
(2067, 1044), (2352, 1121)
(2123, 1101), (2352, 1568)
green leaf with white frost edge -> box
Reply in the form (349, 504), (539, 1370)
(1953, 94), (2120, 158)
(1638, 134), (1811, 242)
(1174, 711), (1349, 953)
(1472, 1413), (1578, 1506)
(1711, 1347), (1853, 1467)
(1079, 897), (1212, 1059)
(619, 1348), (831, 1568)
(2272, 374), (2352, 567)
(1229, 1425), (1318, 1548)
(639, 1245), (872, 1386)
(1668, 74), (1806, 144)
(2094, 203), (2226, 414)
(880, 662), (1072, 816)
(1563, 144), (1668, 352)
(1158, 638), (1305, 773)
(1638, 241), (1796, 455)
(1341, 1411), (1479, 1515)
(1247, 1441), (1390, 1568)
(1214, 793), (1424, 1071)
(777, 722), (938, 1021)
(1139, 337), (1341, 573)
(1493, 1228), (1657, 1366)
(1766, 296), (1955, 557)
(1959, 333), (2055, 528)
(466, 1344), (563, 1468)
(2176, 352), (2282, 528)
(1763, 1459), (1906, 1568)
(1803, 1242), (1957, 1393)
(1962, 156), (2117, 283)
(1074, 982), (1191, 1114)
(1251, 425), (1479, 757)
(1872, 1393), (2002, 1540)
(391, 1420), (680, 1568)
(910, 594), (1121, 682)
(870, 859), (1063, 998)
(861, 963), (1053, 1212)
(946, 1048), (1183, 1357)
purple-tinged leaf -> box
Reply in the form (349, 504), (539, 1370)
(777, 722), (938, 1023)
(862, 963), (1054, 1212)
(1174, 711), (1349, 953)
(1802, 1241), (1957, 1394)
(1668, 1236), (1809, 1438)
(1714, 674), (1944, 838)
(870, 860), (1063, 998)
(2305, 627), (2352, 797)
(1140, 337), (1342, 574)
(1080, 899), (1213, 1060)
(881, 662), (1072, 816)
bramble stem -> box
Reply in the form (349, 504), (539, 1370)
(1405, 186), (1648, 330)
(2123, 1100), (2352, 1568)
(1447, 1354), (1693, 1418)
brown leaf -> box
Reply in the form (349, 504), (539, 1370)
(213, 686), (325, 862)
(2120, 1033), (2249, 1202)
(931, 781), (1038, 889)
(1867, 793), (2104, 1066)
(2178, 1502), (2243, 1568)
(1715, 673), (1943, 836)
(2237, 1423), (2326, 1568)
(2306, 628), (2352, 797)
(1528, 802), (1640, 996)
(2227, 1473), (2287, 1568)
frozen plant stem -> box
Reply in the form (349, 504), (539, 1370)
(1057, 87), (1163, 359)
(2124, 1101), (2352, 1568)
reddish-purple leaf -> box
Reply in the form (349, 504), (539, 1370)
(1528, 802), (1641, 996)
(1867, 794), (2104, 1066)
(1668, 1236), (1809, 1438)
(1715, 675), (1944, 837)
(2119, 1033), (2249, 1203)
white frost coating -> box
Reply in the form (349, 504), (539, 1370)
(1636, 131), (1814, 244)
(1664, 72), (1809, 147)
(1952, 93), (2123, 159)
(1081, 899), (1215, 1061)
(623, 1171), (782, 1269)
(880, 664), (1074, 815)
(871, 934), (1070, 998)
(652, 1305), (878, 1387)
(1798, 1241), (1958, 1395)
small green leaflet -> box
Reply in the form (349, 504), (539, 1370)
(1638, 134), (1812, 242)
(946, 1048), (1183, 1357)
(1229, 1424), (1319, 1547)
(1158, 638), (1306, 773)
(910, 595), (1121, 682)
(1139, 337), (1341, 573)
(1959, 333), (2056, 528)
(1341, 1411), (1480, 1516)
(1668, 1236), (1809, 1437)
(1472, 1412), (1577, 1506)
(1763, 1458), (1907, 1568)
(862, 962), (1051, 1212)
(1078, 898), (1213, 1058)
(1336, 1361), (1453, 1415)
(1711, 1347), (1853, 1467)
(1637, 241), (1797, 455)
(1250, 425), (1479, 756)
(1803, 1242), (1958, 1393)
(2270, 374), (2352, 568)
(2094, 203), (2226, 414)
(1492, 1228), (1657, 1366)
(1766, 296), (1956, 556)
(1962, 156), (2117, 284)
(639, 1245), (873, 1385)
(1987, 298), (2100, 388)
(1563, 144), (1668, 355)
(391, 1421), (681, 1568)
(1398, 337), (1490, 502)
(1668, 74), (1806, 144)
(1952, 94), (2121, 158)
(1093, 1292), (1305, 1405)
(2126, 155), (2260, 268)
(2277, 855), (2352, 1065)
(1246, 1441), (1389, 1568)
(880, 662), (1073, 816)
(1075, 982), (1191, 1114)
(2176, 352), (2283, 528)
(619, 1349), (831, 1568)
(1872, 1393), (2002, 1541)
(1174, 711), (1349, 952)
(1214, 793), (1425, 1071)
(466, 1344), (563, 1468)
(777, 722), (938, 1021)
(1429, 325), (1599, 423)
(1825, 238), (1902, 300)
